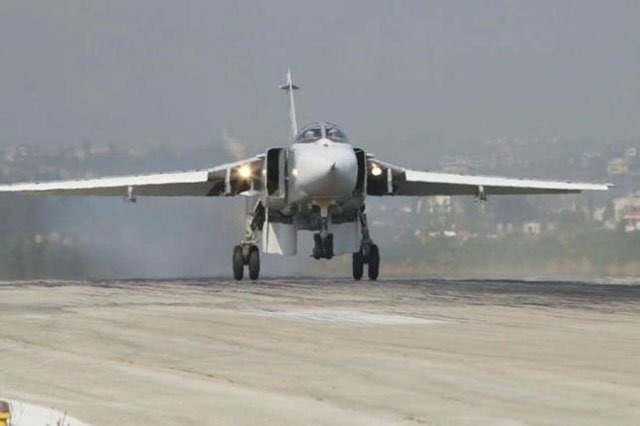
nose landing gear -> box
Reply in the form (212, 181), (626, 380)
(311, 203), (334, 259)
(312, 232), (334, 259)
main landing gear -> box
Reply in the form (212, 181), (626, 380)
(233, 200), (265, 281)
(233, 244), (260, 280)
(352, 243), (379, 281)
(352, 208), (380, 280)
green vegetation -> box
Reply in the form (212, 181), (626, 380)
(381, 229), (640, 277)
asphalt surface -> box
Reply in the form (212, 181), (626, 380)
(1, 277), (639, 425)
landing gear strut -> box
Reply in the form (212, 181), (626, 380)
(311, 203), (334, 259)
(352, 208), (380, 280)
(233, 200), (265, 281)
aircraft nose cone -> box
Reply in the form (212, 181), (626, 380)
(293, 146), (358, 198)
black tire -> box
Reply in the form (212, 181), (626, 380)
(312, 234), (322, 259)
(352, 251), (364, 280)
(368, 244), (380, 280)
(233, 245), (244, 280)
(248, 246), (260, 280)
(325, 233), (334, 259)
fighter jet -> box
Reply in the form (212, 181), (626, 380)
(0, 71), (610, 280)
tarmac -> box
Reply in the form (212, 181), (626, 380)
(1, 277), (639, 425)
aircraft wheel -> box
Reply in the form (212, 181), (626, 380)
(352, 251), (364, 280)
(325, 233), (334, 259)
(368, 244), (380, 280)
(233, 245), (244, 280)
(248, 246), (260, 280)
(312, 234), (322, 259)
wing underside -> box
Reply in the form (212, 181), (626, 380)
(367, 159), (611, 197)
(0, 157), (264, 197)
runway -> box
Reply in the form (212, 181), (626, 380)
(1, 278), (639, 425)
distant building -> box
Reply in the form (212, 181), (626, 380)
(439, 156), (471, 174)
(581, 151), (602, 167)
(607, 158), (628, 176)
(4, 145), (28, 163)
(523, 222), (541, 235)
(496, 223), (516, 235)
(593, 206), (607, 223)
(624, 147), (637, 158)
(623, 211), (640, 232)
(420, 195), (453, 214)
(613, 194), (640, 221)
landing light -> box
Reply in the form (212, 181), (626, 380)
(371, 165), (383, 176)
(291, 168), (298, 177)
(238, 164), (252, 179)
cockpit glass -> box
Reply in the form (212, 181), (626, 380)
(324, 123), (347, 142)
(294, 122), (349, 143)
(295, 124), (322, 143)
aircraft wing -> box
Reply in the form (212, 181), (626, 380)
(367, 159), (611, 197)
(0, 156), (264, 197)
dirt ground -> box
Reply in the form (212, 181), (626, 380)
(0, 278), (639, 425)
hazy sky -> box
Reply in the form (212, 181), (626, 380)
(0, 1), (638, 159)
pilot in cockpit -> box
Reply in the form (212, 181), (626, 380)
(325, 125), (347, 142)
(296, 122), (347, 143)
(298, 125), (322, 143)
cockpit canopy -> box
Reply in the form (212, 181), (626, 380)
(295, 122), (348, 143)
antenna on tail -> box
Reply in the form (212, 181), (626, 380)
(279, 68), (299, 141)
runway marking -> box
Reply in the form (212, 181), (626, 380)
(250, 310), (450, 325)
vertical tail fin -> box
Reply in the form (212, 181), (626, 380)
(279, 68), (299, 141)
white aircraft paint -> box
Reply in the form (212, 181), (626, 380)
(0, 397), (90, 426)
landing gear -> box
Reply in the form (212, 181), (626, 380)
(313, 232), (334, 259)
(233, 245), (244, 280)
(352, 207), (380, 280)
(232, 244), (261, 281)
(352, 243), (380, 280)
(368, 244), (380, 280)
(311, 203), (334, 259)
(233, 199), (265, 281)
(352, 251), (364, 280)
(248, 246), (260, 280)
